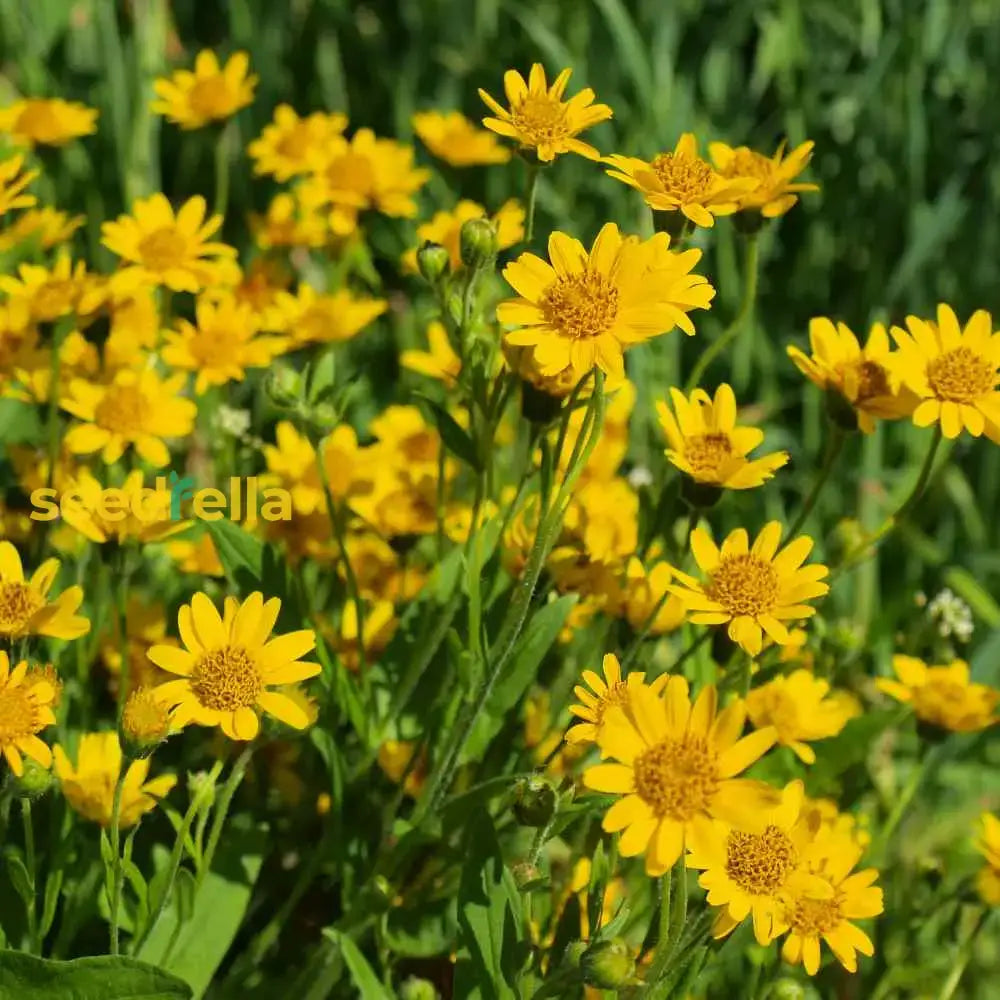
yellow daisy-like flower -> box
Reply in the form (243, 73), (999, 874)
(0, 251), (104, 325)
(622, 559), (687, 635)
(498, 223), (715, 380)
(0, 98), (98, 147)
(787, 319), (915, 433)
(101, 193), (239, 295)
(99, 598), (175, 697)
(656, 384), (789, 490)
(412, 110), (512, 166)
(975, 813), (1000, 906)
(333, 599), (397, 672)
(401, 320), (461, 386)
(888, 303), (1000, 440)
(403, 198), (524, 273)
(669, 523), (830, 657)
(708, 140), (819, 218)
(566, 653), (667, 746)
(876, 655), (998, 732)
(166, 534), (225, 578)
(774, 845), (883, 976)
(162, 293), (288, 393)
(62, 368), (197, 467)
(264, 283), (387, 348)
(0, 154), (38, 215)
(248, 104), (348, 181)
(604, 133), (756, 228)
(745, 669), (860, 764)
(251, 190), (328, 250)
(583, 679), (777, 875)
(0, 542), (89, 641)
(149, 592), (320, 741)
(0, 650), (56, 776)
(478, 63), (612, 162)
(151, 50), (257, 130)
(7, 329), (100, 406)
(53, 732), (176, 828)
(689, 780), (833, 946)
(121, 686), (174, 752)
(0, 206), (85, 253)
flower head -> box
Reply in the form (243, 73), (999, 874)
(101, 194), (239, 295)
(412, 110), (511, 166)
(657, 384), (789, 489)
(251, 190), (329, 250)
(669, 523), (830, 657)
(166, 534), (225, 577)
(149, 592), (320, 741)
(264, 283), (387, 348)
(54, 732), (175, 827)
(99, 598), (174, 696)
(0, 651), (56, 776)
(152, 50), (256, 129)
(605, 134), (756, 228)
(876, 655), (998, 732)
(403, 199), (523, 274)
(0, 207), (84, 253)
(498, 223), (714, 381)
(0, 154), (37, 215)
(121, 687), (174, 754)
(61, 367), (197, 467)
(584, 679), (777, 875)
(332, 599), (397, 673)
(888, 304), (1000, 440)
(479, 64), (612, 162)
(401, 321), (462, 386)
(0, 251), (104, 324)
(746, 670), (860, 764)
(0, 542), (89, 641)
(788, 319), (915, 433)
(249, 104), (347, 180)
(0, 98), (98, 146)
(975, 813), (1000, 906)
(709, 140), (818, 217)
(622, 559), (687, 635)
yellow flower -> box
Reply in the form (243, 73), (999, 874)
(0, 154), (38, 215)
(248, 104), (347, 180)
(412, 110), (511, 166)
(0, 650), (56, 776)
(788, 319), (916, 433)
(498, 223), (714, 381)
(251, 190), (328, 250)
(104, 290), (162, 372)
(746, 670), (859, 764)
(478, 63), (612, 162)
(53, 732), (175, 828)
(121, 687), (174, 752)
(583, 679), (777, 875)
(669, 523), (830, 658)
(708, 140), (819, 217)
(566, 653), (667, 745)
(264, 283), (387, 347)
(101, 193), (239, 295)
(61, 367), (197, 467)
(0, 206), (84, 253)
(377, 739), (426, 797)
(26, 662), (63, 710)
(622, 558), (686, 635)
(604, 134), (756, 227)
(233, 257), (293, 313)
(149, 591), (320, 741)
(162, 293), (288, 393)
(0, 542), (89, 641)
(333, 599), (397, 672)
(888, 304), (1000, 440)
(774, 844), (883, 976)
(401, 320), (461, 385)
(403, 198), (524, 273)
(656, 384), (789, 489)
(151, 50), (256, 129)
(99, 598), (175, 697)
(7, 329), (100, 406)
(876, 655), (998, 732)
(801, 797), (870, 852)
(975, 813), (1000, 906)
(340, 532), (426, 603)
(166, 534), (225, 577)
(0, 251), (104, 324)
(0, 98), (98, 146)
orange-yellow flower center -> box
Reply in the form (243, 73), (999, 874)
(32, 279), (78, 321)
(16, 102), (63, 141)
(190, 645), (262, 711)
(684, 432), (734, 479)
(324, 152), (375, 201)
(510, 94), (570, 144)
(718, 149), (773, 184)
(633, 735), (719, 820)
(787, 893), (842, 936)
(708, 554), (780, 618)
(276, 124), (312, 161)
(651, 152), (715, 200)
(0, 684), (38, 741)
(27, 664), (62, 708)
(189, 324), (245, 367)
(593, 680), (629, 727)
(0, 582), (45, 636)
(122, 687), (171, 746)
(851, 359), (891, 402)
(188, 79), (235, 120)
(95, 384), (152, 434)
(138, 227), (189, 271)
(927, 346), (995, 402)
(725, 825), (798, 894)
(540, 270), (619, 340)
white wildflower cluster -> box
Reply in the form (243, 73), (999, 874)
(916, 588), (974, 643)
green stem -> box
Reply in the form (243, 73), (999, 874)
(871, 744), (939, 863)
(685, 234), (759, 392)
(116, 548), (131, 719)
(199, 744), (253, 887)
(213, 123), (232, 221)
(644, 856), (686, 985)
(936, 908), (989, 1000)
(21, 799), (39, 954)
(524, 163), (540, 244)
(785, 426), (846, 540)
(108, 767), (128, 955)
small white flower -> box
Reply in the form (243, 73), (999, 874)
(627, 465), (654, 489)
(214, 405), (252, 437)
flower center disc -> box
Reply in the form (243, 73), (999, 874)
(927, 346), (995, 402)
(685, 432), (734, 477)
(189, 79), (233, 119)
(325, 152), (375, 201)
(725, 825), (798, 894)
(192, 326), (241, 367)
(33, 280), (77, 322)
(95, 385), (151, 433)
(540, 270), (619, 340)
(651, 152), (714, 199)
(138, 227), (189, 271)
(708, 554), (780, 618)
(633, 736), (720, 820)
(0, 686), (36, 740)
(853, 359), (891, 402)
(788, 894), (842, 936)
(191, 645), (262, 711)
(0, 582), (45, 635)
(511, 95), (569, 143)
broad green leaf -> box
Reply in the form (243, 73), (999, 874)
(0, 951), (191, 1000)
(204, 519), (264, 588)
(421, 396), (481, 470)
(322, 930), (393, 1000)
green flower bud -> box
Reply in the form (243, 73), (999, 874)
(459, 217), (498, 270)
(680, 477), (724, 511)
(10, 758), (55, 800)
(399, 976), (439, 1000)
(824, 388), (860, 432)
(581, 938), (635, 990)
(769, 979), (808, 1000)
(561, 939), (588, 969)
(651, 209), (690, 240)
(416, 241), (450, 284)
(732, 210), (767, 235)
(265, 365), (304, 409)
(120, 687), (171, 760)
(512, 775), (557, 827)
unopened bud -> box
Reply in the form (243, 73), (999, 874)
(680, 477), (724, 511)
(265, 365), (304, 409)
(416, 241), (450, 283)
(10, 758), (55, 800)
(121, 687), (172, 758)
(512, 775), (557, 827)
(459, 217), (498, 270)
(581, 938), (635, 989)
(399, 977), (438, 1000)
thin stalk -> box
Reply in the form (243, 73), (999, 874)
(21, 799), (39, 953)
(213, 122), (233, 221)
(784, 426), (846, 540)
(108, 768), (129, 954)
(936, 909), (989, 1000)
(871, 744), (940, 863)
(685, 234), (759, 392)
(524, 163), (540, 244)
(115, 548), (132, 721)
(199, 744), (254, 887)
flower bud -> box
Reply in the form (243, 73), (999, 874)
(512, 775), (557, 827)
(120, 687), (172, 758)
(10, 758), (55, 800)
(265, 365), (304, 409)
(769, 979), (808, 1000)
(732, 209), (767, 235)
(416, 241), (450, 284)
(561, 939), (588, 969)
(824, 388), (859, 432)
(651, 209), (690, 240)
(459, 217), (498, 270)
(680, 477), (724, 511)
(399, 977), (439, 1000)
(580, 938), (635, 989)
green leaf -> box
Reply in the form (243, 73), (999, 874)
(41, 870), (64, 938)
(944, 566), (1000, 628)
(322, 930), (393, 1000)
(0, 951), (192, 1000)
(4, 852), (32, 907)
(420, 396), (481, 470)
(384, 898), (459, 958)
(204, 518), (264, 589)
(306, 348), (337, 404)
